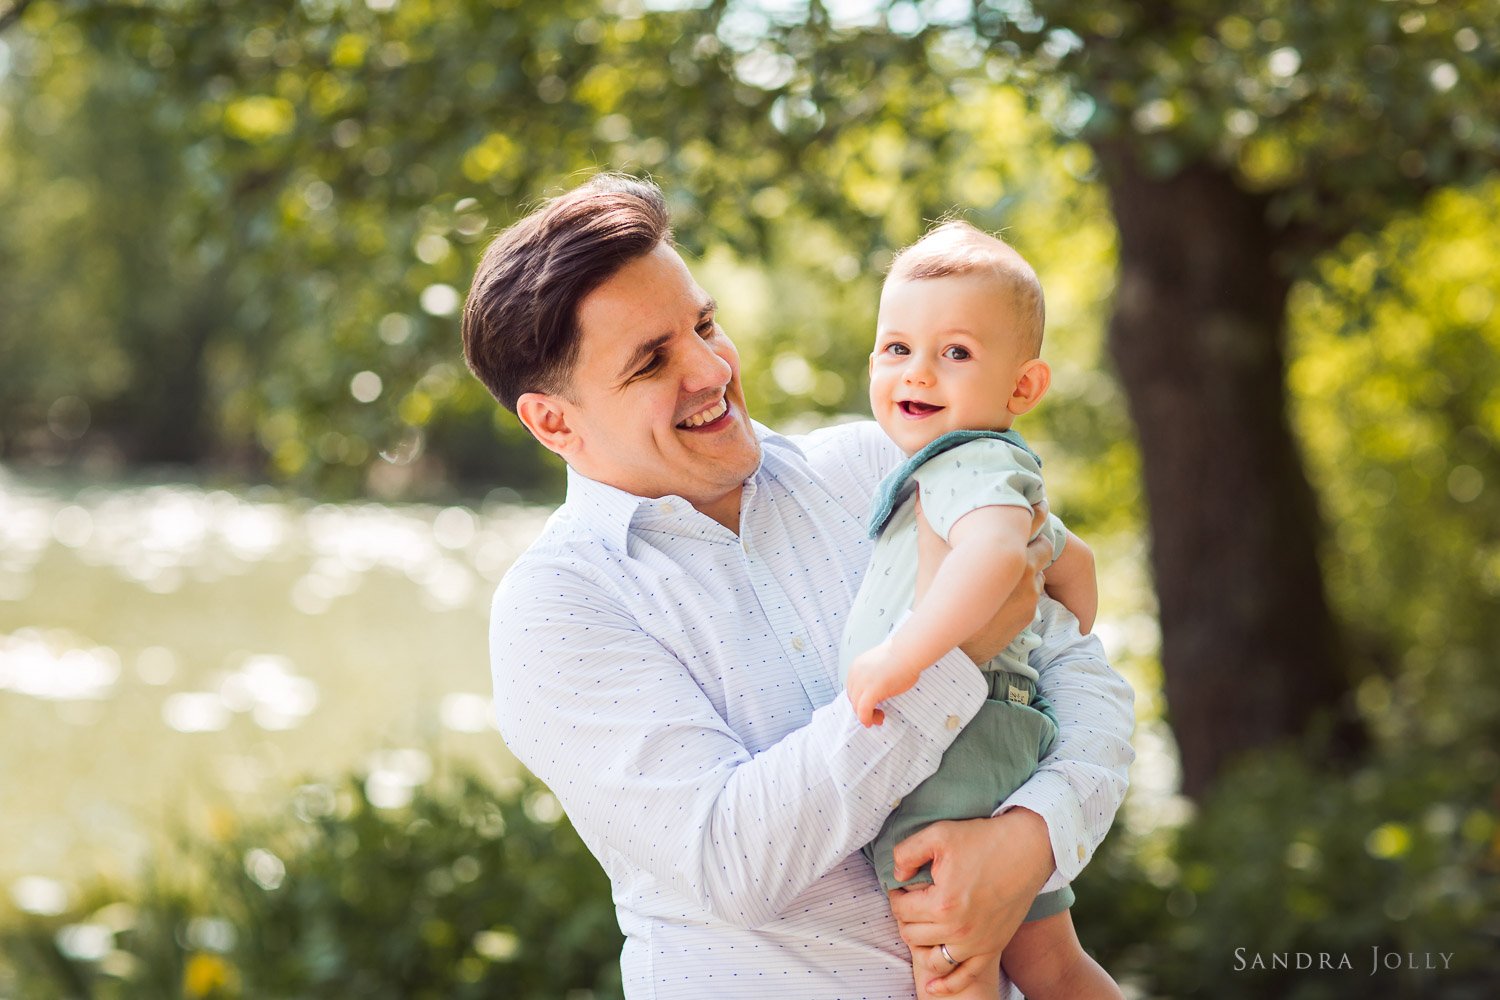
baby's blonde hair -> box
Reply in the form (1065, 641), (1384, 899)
(887, 220), (1045, 357)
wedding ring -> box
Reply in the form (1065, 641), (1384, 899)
(939, 943), (959, 968)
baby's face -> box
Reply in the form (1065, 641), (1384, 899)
(869, 272), (1031, 455)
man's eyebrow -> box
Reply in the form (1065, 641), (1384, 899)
(613, 300), (716, 384)
(616, 333), (672, 383)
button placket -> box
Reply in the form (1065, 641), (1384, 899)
(737, 529), (835, 707)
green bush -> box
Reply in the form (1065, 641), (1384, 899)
(1073, 741), (1500, 999)
(0, 771), (623, 1000)
(6, 744), (1497, 1000)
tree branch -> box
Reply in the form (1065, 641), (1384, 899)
(0, 0), (37, 35)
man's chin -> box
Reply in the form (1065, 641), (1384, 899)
(741, 438), (763, 475)
(723, 424), (763, 481)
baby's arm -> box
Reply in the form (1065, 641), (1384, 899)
(846, 503), (1034, 726)
(1044, 528), (1098, 634)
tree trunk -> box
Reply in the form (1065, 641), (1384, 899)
(103, 276), (221, 468)
(1091, 144), (1360, 797)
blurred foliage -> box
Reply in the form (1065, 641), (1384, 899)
(1291, 178), (1500, 746)
(1073, 741), (1500, 999)
(1, 0), (1493, 505)
(0, 0), (1120, 505)
(3, 745), (1496, 999)
(0, 769), (623, 999)
(963, 0), (1500, 243)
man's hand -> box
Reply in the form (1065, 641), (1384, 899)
(844, 639), (920, 726)
(888, 809), (1054, 996)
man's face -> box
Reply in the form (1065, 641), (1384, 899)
(869, 272), (1029, 455)
(555, 242), (760, 524)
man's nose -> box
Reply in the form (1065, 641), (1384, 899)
(682, 336), (732, 393)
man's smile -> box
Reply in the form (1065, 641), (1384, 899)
(677, 393), (730, 430)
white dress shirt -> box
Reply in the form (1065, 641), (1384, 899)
(491, 420), (1134, 999)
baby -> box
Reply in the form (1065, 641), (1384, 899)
(840, 221), (1122, 1000)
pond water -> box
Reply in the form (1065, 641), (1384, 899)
(1, 465), (1181, 917)
(0, 467), (552, 908)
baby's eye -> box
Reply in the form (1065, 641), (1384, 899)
(883, 342), (910, 356)
(943, 346), (971, 361)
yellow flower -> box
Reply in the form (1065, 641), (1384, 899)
(183, 952), (233, 998)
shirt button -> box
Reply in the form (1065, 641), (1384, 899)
(945, 715), (961, 731)
(1076, 844), (1087, 862)
(660, 501), (674, 514)
(890, 798), (902, 809)
(791, 636), (805, 651)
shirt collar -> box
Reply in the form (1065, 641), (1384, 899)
(562, 466), (653, 552)
(561, 420), (793, 551)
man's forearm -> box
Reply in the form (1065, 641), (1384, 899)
(494, 582), (995, 929)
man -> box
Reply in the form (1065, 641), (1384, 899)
(462, 174), (1134, 999)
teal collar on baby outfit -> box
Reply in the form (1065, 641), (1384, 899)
(866, 428), (1039, 539)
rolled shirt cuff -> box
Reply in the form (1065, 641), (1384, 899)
(993, 768), (1090, 884)
(874, 645), (988, 752)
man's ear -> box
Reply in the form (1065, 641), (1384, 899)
(516, 392), (579, 458)
(1007, 359), (1051, 416)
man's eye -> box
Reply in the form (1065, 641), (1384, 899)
(696, 320), (716, 339)
(943, 346), (970, 361)
(635, 354), (663, 378)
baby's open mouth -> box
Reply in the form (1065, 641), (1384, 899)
(677, 395), (729, 429)
(898, 400), (943, 417)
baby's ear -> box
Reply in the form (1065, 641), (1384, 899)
(1008, 359), (1051, 415)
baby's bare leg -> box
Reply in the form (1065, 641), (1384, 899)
(1002, 911), (1123, 1000)
(914, 949), (1002, 1000)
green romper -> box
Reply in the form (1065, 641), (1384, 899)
(840, 429), (1075, 921)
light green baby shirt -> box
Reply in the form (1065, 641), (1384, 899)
(838, 435), (1066, 684)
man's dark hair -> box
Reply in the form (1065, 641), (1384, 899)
(462, 174), (672, 412)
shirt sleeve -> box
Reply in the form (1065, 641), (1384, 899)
(490, 560), (988, 930)
(1041, 512), (1068, 564)
(913, 439), (1047, 543)
(794, 419), (905, 514)
(996, 596), (1136, 889)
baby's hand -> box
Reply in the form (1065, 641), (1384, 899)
(845, 640), (921, 727)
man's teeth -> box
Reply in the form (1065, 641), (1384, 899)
(679, 397), (728, 428)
